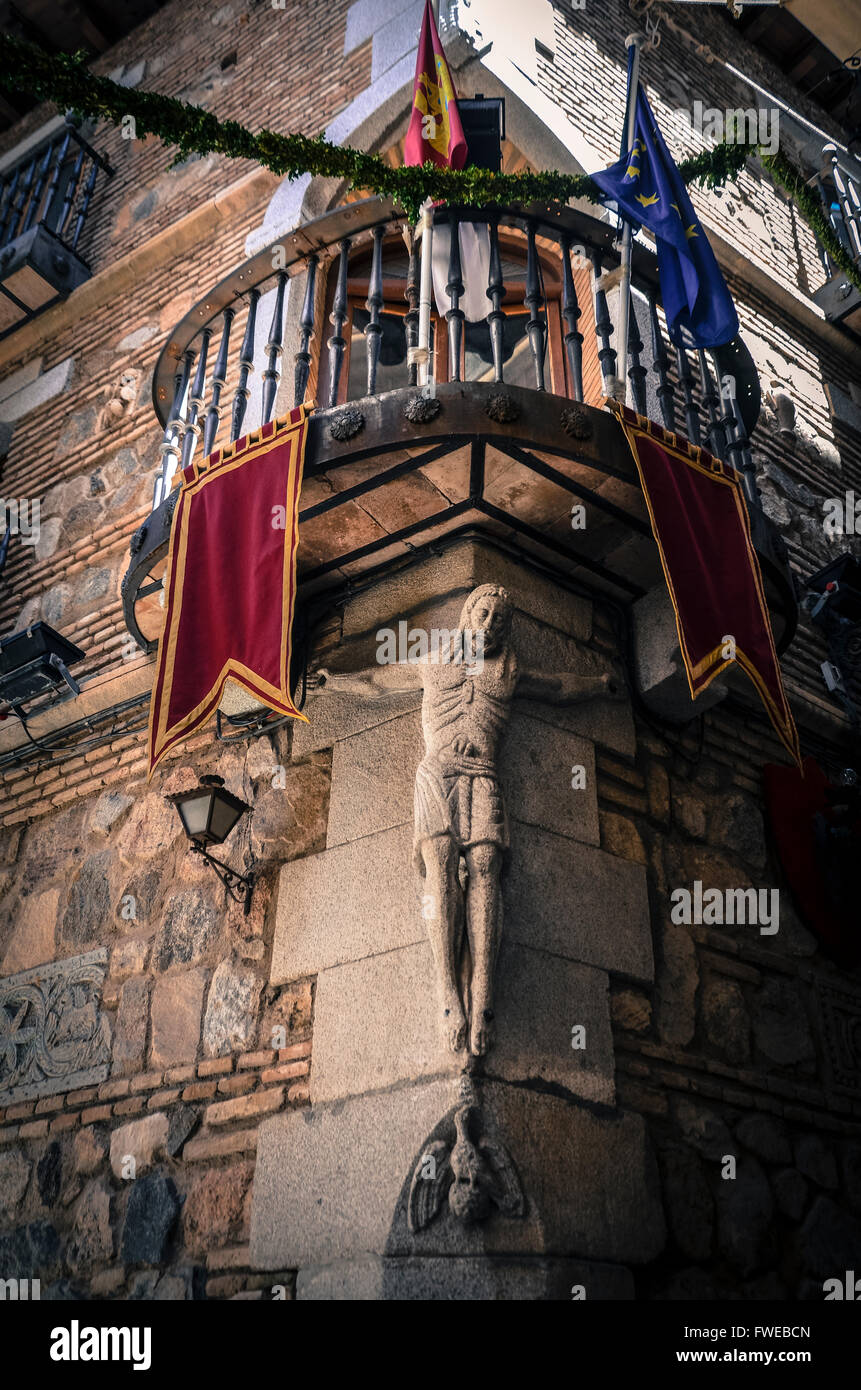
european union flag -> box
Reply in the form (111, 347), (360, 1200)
(592, 86), (739, 348)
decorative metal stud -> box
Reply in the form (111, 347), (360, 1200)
(484, 392), (519, 424)
(329, 406), (365, 441)
(560, 404), (592, 440)
(404, 394), (441, 424)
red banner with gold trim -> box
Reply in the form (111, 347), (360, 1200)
(147, 407), (310, 777)
(606, 399), (801, 768)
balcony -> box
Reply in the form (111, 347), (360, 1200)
(0, 114), (112, 338)
(812, 145), (861, 334)
(122, 196), (797, 715)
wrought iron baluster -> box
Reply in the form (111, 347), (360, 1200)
(486, 215), (506, 384)
(448, 221), (470, 383)
(56, 145), (85, 243)
(626, 294), (647, 415)
(590, 248), (617, 398)
(0, 169), (17, 245)
(180, 329), (212, 470)
(69, 155), (98, 252)
(327, 237), (351, 407)
(711, 359), (760, 508)
(698, 349), (727, 459)
(43, 121), (73, 232)
(648, 297), (675, 430)
(8, 156), (36, 244)
(262, 270), (288, 424)
(294, 255), (318, 406)
(524, 221), (546, 391)
(824, 144), (861, 262)
(446, 210), (465, 382)
(204, 307), (234, 457)
(21, 139), (55, 234)
(675, 343), (699, 445)
(365, 225), (385, 396)
(560, 234), (583, 402)
(155, 350), (193, 506)
(404, 233), (419, 388)
(231, 288), (259, 441)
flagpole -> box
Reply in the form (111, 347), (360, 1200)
(416, 197), (435, 389)
(614, 31), (643, 405)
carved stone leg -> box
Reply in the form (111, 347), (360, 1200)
(418, 835), (467, 1052)
(464, 843), (503, 1056)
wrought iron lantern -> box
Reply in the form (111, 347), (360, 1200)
(167, 774), (254, 912)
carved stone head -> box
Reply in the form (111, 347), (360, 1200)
(459, 583), (512, 657)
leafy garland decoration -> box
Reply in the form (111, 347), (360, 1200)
(0, 31), (859, 297)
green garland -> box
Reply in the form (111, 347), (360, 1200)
(0, 25), (858, 296)
(762, 151), (861, 296)
(0, 33), (749, 220)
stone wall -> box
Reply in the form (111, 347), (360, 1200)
(0, 724), (326, 1298)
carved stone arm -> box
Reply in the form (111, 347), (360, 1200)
(309, 662), (423, 700)
(516, 668), (622, 704)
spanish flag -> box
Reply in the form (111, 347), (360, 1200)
(147, 408), (310, 777)
(607, 399), (801, 769)
(404, 0), (467, 170)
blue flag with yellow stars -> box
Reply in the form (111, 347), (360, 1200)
(592, 85), (739, 348)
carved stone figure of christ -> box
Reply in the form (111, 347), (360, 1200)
(310, 584), (619, 1058)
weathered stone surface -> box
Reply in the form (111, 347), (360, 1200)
(121, 1173), (181, 1265)
(89, 790), (134, 838)
(67, 1181), (113, 1273)
(610, 988), (651, 1032)
(0, 949), (110, 1104)
(798, 1196), (861, 1279)
(150, 968), (206, 1067)
(340, 539), (593, 645)
(701, 977), (750, 1065)
(183, 1161), (253, 1252)
(673, 1101), (733, 1162)
(599, 812), (647, 864)
(298, 1255), (634, 1300)
(272, 822), (422, 981)
(735, 1115), (791, 1166)
(59, 852), (112, 949)
(250, 755), (331, 861)
(36, 1142), (62, 1207)
(110, 935), (150, 980)
(112, 977), (149, 1076)
(116, 793), (183, 864)
(154, 891), (218, 972)
(660, 1142), (713, 1261)
(166, 1103), (200, 1158)
(751, 979), (815, 1068)
(73, 1126), (107, 1177)
(116, 866), (162, 930)
(673, 789), (707, 840)
(654, 927), (698, 1047)
(714, 1156), (775, 1276)
(794, 1135), (838, 1190)
(251, 1079), (664, 1269)
(712, 794), (767, 870)
(310, 940), (614, 1104)
(273, 819), (651, 983)
(0, 889), (58, 973)
(259, 979), (313, 1049)
(773, 1167), (808, 1222)
(202, 962), (261, 1057)
(0, 1149), (31, 1219)
(0, 1221), (61, 1280)
(110, 1113), (169, 1178)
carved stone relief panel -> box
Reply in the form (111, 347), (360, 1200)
(0, 949), (111, 1105)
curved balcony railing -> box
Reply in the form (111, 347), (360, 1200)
(149, 197), (762, 510)
(124, 197), (796, 665)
